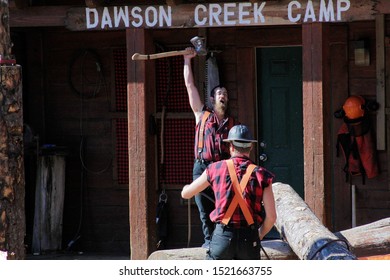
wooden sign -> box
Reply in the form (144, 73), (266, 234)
(64, 0), (375, 31)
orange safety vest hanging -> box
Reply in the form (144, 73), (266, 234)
(337, 119), (379, 183)
(221, 159), (256, 226)
(336, 95), (379, 184)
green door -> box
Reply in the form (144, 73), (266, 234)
(257, 47), (304, 198)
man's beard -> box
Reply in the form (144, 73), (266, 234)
(214, 100), (227, 114)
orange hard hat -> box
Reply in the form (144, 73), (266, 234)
(343, 95), (365, 119)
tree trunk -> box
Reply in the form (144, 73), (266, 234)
(148, 239), (298, 260)
(0, 0), (25, 260)
(31, 154), (67, 254)
(335, 217), (390, 257)
(272, 182), (356, 260)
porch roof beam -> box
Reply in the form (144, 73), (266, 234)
(9, 6), (69, 27)
(8, 1), (389, 30)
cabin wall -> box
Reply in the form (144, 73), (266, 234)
(346, 21), (390, 227)
(11, 21), (390, 255)
(13, 27), (130, 254)
(329, 21), (390, 231)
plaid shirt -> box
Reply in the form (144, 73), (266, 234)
(194, 109), (234, 162)
(206, 156), (274, 228)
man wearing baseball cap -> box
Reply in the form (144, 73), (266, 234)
(182, 124), (277, 259)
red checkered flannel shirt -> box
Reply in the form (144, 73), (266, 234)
(194, 109), (234, 162)
(206, 156), (274, 228)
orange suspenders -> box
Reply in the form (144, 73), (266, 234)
(197, 111), (211, 156)
(197, 112), (233, 158)
(221, 159), (256, 226)
(228, 116), (234, 131)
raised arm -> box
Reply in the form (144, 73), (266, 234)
(183, 47), (204, 123)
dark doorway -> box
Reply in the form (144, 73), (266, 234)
(257, 47), (304, 198)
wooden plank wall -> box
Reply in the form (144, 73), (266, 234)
(12, 27), (130, 255)
(348, 21), (389, 226)
(332, 21), (390, 229)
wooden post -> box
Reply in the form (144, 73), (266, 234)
(302, 23), (332, 226)
(0, 0), (24, 260)
(273, 182), (357, 260)
(376, 14), (385, 150)
(127, 28), (149, 260)
(127, 28), (158, 260)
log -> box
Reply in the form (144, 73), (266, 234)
(0, 250), (7, 259)
(259, 239), (298, 260)
(148, 183), (388, 260)
(335, 217), (390, 257)
(358, 253), (390, 260)
(272, 182), (356, 260)
(148, 247), (206, 260)
(147, 218), (390, 260)
(148, 239), (298, 260)
(32, 153), (67, 254)
(0, 0), (25, 260)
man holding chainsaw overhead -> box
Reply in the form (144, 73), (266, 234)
(183, 47), (236, 249)
(182, 124), (276, 259)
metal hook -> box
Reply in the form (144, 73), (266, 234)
(159, 190), (168, 203)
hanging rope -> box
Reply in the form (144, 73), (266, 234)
(156, 44), (172, 249)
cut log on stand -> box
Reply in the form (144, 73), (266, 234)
(147, 182), (388, 260)
(148, 239), (298, 260)
(335, 217), (390, 257)
(272, 182), (357, 260)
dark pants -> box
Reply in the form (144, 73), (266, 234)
(206, 223), (261, 260)
(193, 160), (215, 247)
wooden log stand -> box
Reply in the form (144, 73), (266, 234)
(335, 217), (390, 257)
(148, 183), (389, 260)
(148, 239), (298, 260)
(273, 183), (356, 260)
